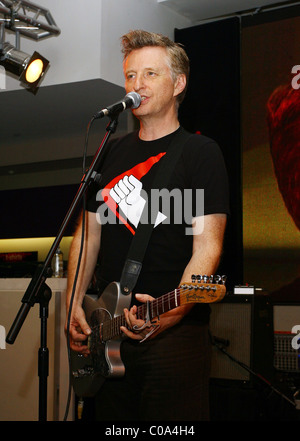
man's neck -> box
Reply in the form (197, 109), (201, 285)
(138, 118), (180, 141)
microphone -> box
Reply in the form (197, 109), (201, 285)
(94, 92), (141, 119)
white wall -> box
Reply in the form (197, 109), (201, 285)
(100, 0), (191, 86)
(1, 0), (191, 92)
(0, 0), (192, 192)
(2, 0), (102, 91)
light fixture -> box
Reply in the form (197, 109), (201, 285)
(0, 42), (49, 91)
(0, 0), (60, 92)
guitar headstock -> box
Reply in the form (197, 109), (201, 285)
(191, 274), (227, 285)
(179, 274), (227, 304)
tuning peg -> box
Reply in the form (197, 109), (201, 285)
(221, 275), (227, 285)
(214, 275), (221, 284)
(202, 275), (208, 283)
(191, 274), (196, 283)
(197, 275), (202, 282)
(209, 275), (214, 283)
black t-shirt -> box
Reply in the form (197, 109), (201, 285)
(87, 127), (230, 323)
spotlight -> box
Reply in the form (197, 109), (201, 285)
(19, 51), (49, 90)
(0, 42), (49, 91)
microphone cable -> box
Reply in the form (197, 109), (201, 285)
(63, 115), (96, 421)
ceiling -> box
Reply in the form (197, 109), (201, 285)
(0, 0), (298, 191)
(0, 78), (127, 162)
(158, 0), (293, 21)
(0, 78), (129, 188)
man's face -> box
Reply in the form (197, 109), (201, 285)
(123, 46), (182, 120)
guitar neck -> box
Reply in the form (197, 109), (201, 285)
(101, 281), (225, 342)
(136, 282), (225, 320)
(101, 291), (179, 342)
(136, 288), (180, 321)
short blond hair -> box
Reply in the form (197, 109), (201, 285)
(121, 29), (189, 105)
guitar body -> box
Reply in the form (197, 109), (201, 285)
(70, 276), (226, 397)
(71, 281), (131, 397)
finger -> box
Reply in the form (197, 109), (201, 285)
(70, 340), (90, 354)
(109, 187), (120, 203)
(128, 304), (137, 317)
(124, 305), (138, 324)
(69, 320), (91, 339)
(135, 293), (155, 303)
(70, 329), (89, 343)
(120, 325), (137, 339)
(123, 308), (134, 330)
(127, 307), (147, 332)
(79, 321), (92, 337)
(123, 175), (134, 192)
(122, 306), (146, 338)
(120, 325), (144, 341)
(118, 178), (131, 196)
(68, 330), (90, 353)
(109, 186), (122, 203)
(128, 175), (141, 188)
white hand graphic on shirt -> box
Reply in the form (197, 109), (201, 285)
(109, 174), (166, 228)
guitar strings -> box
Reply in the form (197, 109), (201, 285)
(88, 284), (222, 340)
(88, 286), (181, 334)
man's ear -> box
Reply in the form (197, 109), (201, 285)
(174, 74), (186, 97)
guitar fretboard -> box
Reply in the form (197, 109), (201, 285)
(101, 288), (180, 342)
(136, 288), (180, 321)
(100, 283), (223, 342)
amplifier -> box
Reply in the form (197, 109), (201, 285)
(209, 293), (273, 382)
(273, 302), (300, 373)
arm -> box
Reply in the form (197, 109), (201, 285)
(65, 210), (101, 353)
(121, 213), (227, 340)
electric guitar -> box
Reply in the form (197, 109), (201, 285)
(70, 274), (226, 397)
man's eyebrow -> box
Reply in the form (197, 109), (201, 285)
(125, 68), (136, 76)
(125, 66), (160, 73)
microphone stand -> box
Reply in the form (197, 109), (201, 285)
(5, 115), (119, 421)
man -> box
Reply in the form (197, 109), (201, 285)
(66, 30), (229, 421)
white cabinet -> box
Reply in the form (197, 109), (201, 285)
(0, 279), (74, 421)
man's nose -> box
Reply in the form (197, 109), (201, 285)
(133, 73), (144, 91)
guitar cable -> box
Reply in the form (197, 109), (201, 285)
(63, 198), (86, 421)
(210, 332), (296, 409)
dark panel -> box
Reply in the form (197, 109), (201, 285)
(242, 4), (300, 27)
(209, 293), (274, 383)
(175, 18), (242, 290)
(0, 184), (81, 238)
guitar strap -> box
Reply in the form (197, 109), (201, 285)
(120, 128), (192, 296)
